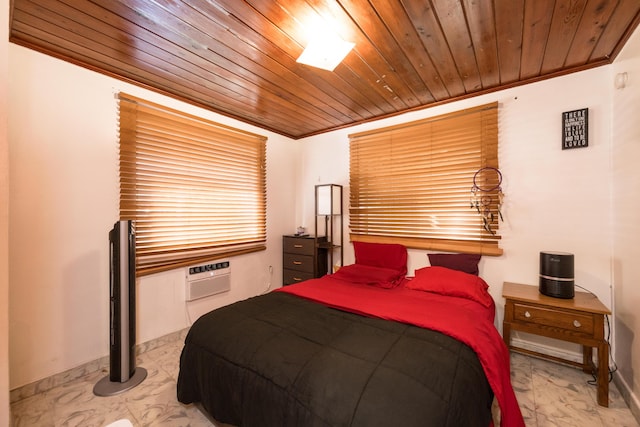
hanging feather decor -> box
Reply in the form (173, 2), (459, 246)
(470, 167), (504, 235)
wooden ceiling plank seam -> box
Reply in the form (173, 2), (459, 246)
(50, 0), (315, 122)
(318, 58), (406, 116)
(238, 0), (412, 114)
(540, 0), (588, 74)
(494, 0), (525, 84)
(12, 2), (328, 133)
(60, 1), (217, 70)
(26, 0), (326, 133)
(9, 31), (308, 139)
(297, 0), (423, 109)
(564, 0), (619, 67)
(298, 47), (616, 138)
(210, 1), (430, 118)
(337, 0), (436, 105)
(8, 0), (640, 139)
(114, 0), (354, 126)
(334, 48), (419, 111)
(215, 27), (394, 125)
(208, 0), (400, 118)
(462, 0), (500, 89)
(243, 0), (413, 112)
(368, 0), (450, 101)
(152, 0), (374, 123)
(10, 25), (312, 137)
(9, 13), (221, 99)
(401, 0), (466, 97)
(10, 7), (314, 139)
(590, 0), (640, 61)
(299, 0), (420, 111)
(430, 0), (483, 93)
(520, 0), (554, 80)
(84, 0), (344, 132)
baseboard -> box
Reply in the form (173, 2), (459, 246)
(9, 327), (189, 403)
(510, 336), (583, 364)
(613, 370), (640, 424)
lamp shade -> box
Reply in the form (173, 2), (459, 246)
(316, 184), (341, 215)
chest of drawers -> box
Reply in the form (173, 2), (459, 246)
(282, 235), (327, 286)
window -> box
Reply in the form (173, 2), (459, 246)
(118, 93), (267, 276)
(349, 102), (501, 255)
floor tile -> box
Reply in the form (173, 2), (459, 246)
(10, 338), (639, 426)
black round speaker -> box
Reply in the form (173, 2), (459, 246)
(539, 251), (574, 299)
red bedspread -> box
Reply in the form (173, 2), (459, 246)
(277, 276), (525, 427)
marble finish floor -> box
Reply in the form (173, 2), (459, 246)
(10, 338), (639, 427)
(511, 352), (638, 426)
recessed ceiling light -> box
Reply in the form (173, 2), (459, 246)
(296, 33), (355, 72)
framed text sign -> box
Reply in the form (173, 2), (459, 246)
(562, 108), (588, 150)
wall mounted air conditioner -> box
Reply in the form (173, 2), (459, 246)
(185, 260), (231, 301)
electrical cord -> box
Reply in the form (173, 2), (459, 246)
(185, 302), (194, 327)
(261, 265), (274, 295)
(574, 284), (618, 385)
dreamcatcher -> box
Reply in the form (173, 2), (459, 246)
(470, 167), (504, 235)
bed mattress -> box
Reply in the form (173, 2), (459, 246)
(177, 288), (495, 426)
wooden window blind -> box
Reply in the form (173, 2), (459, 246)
(118, 93), (267, 276)
(349, 102), (502, 256)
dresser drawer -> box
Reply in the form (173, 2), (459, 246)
(283, 236), (315, 255)
(513, 302), (594, 337)
(283, 269), (314, 285)
(283, 253), (315, 273)
(282, 235), (328, 286)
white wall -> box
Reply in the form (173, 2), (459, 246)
(299, 67), (613, 313)
(1, 0), (11, 423)
(299, 29), (640, 410)
(8, 45), (298, 388)
(612, 27), (640, 416)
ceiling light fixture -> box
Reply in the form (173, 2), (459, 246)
(296, 32), (355, 72)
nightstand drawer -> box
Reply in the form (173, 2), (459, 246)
(283, 236), (315, 255)
(513, 302), (594, 336)
(283, 253), (315, 273)
(283, 269), (314, 285)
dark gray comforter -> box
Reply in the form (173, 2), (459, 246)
(177, 291), (493, 426)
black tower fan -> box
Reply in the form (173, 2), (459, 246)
(94, 220), (146, 396)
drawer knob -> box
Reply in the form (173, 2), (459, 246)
(573, 320), (582, 328)
(294, 244), (303, 248)
(293, 261), (302, 265)
(293, 277), (302, 281)
(524, 311), (531, 318)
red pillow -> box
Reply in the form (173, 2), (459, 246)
(332, 264), (404, 289)
(406, 266), (493, 307)
(428, 253), (481, 276)
(353, 241), (407, 276)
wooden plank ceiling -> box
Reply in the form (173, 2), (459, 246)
(9, 0), (640, 139)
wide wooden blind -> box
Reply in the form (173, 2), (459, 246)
(118, 93), (267, 276)
(349, 102), (502, 255)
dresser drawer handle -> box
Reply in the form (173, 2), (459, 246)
(573, 320), (582, 328)
(293, 261), (302, 265)
(293, 277), (302, 281)
(524, 311), (531, 318)
(293, 244), (303, 248)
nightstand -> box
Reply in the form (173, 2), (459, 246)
(282, 235), (328, 286)
(502, 282), (611, 407)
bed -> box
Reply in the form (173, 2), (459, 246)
(177, 243), (524, 427)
